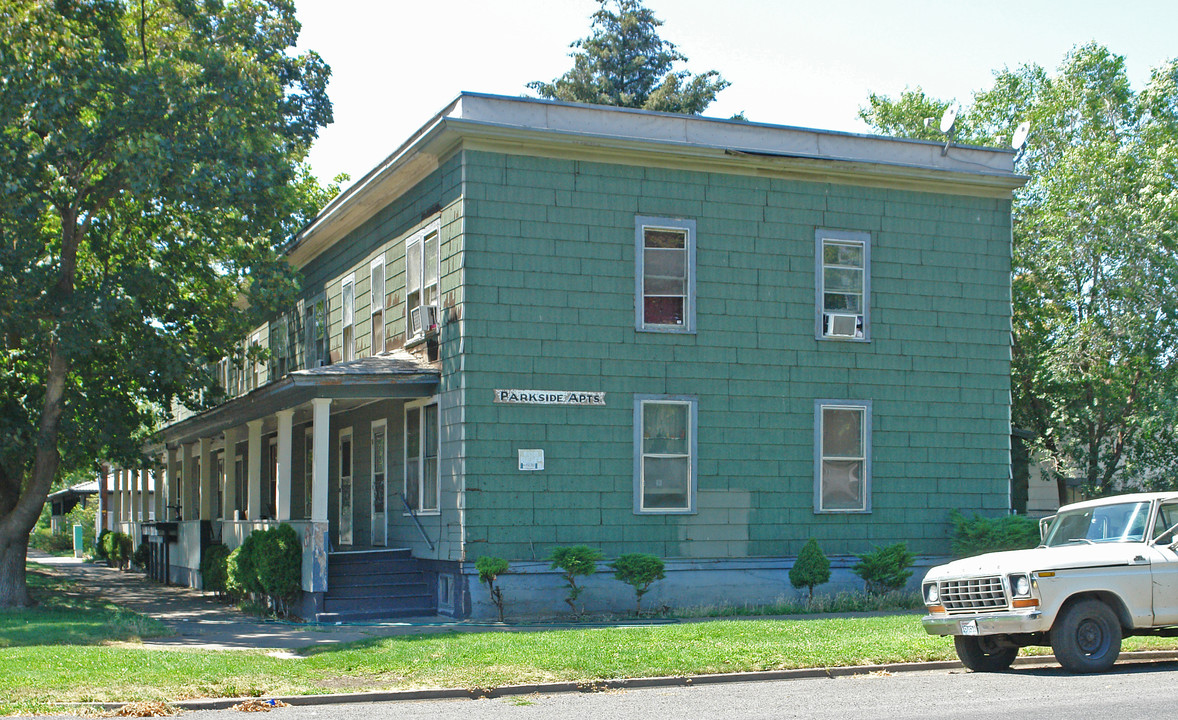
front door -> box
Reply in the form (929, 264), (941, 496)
(371, 420), (387, 546)
(338, 427), (353, 546)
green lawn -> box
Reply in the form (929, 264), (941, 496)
(3, 568), (1177, 715)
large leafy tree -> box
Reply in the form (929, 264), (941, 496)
(0, 0), (332, 607)
(528, 0), (728, 114)
(860, 44), (1178, 502)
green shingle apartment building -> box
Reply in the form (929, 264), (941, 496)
(103, 93), (1024, 620)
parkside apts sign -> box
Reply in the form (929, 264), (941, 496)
(493, 389), (605, 406)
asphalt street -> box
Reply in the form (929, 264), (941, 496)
(172, 659), (1178, 720)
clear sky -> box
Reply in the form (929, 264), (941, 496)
(295, 0), (1178, 187)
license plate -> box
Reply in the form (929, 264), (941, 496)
(960, 620), (979, 636)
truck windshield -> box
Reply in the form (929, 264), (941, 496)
(1043, 501), (1152, 547)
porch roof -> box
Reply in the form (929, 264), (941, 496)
(159, 351), (439, 448)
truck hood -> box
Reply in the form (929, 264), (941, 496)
(925, 543), (1149, 580)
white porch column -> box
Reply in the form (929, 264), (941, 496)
(181, 443), (197, 521)
(112, 468), (123, 524)
(275, 409), (294, 522)
(222, 427), (240, 520)
(247, 419), (263, 520)
(154, 460), (165, 521)
(127, 467), (139, 523)
(311, 398), (331, 522)
(138, 468), (149, 523)
(199, 437), (214, 521)
(166, 447), (180, 520)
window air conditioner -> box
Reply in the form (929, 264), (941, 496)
(824, 313), (863, 339)
(414, 305), (439, 336)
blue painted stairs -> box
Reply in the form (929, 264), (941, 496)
(316, 548), (434, 623)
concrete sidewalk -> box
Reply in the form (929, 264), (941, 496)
(27, 550), (466, 651)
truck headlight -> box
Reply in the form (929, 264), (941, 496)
(924, 583), (939, 605)
(1009, 573), (1031, 598)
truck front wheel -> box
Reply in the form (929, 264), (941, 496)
(953, 635), (1018, 672)
(1051, 598), (1122, 673)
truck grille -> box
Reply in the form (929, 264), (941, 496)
(939, 577), (1007, 612)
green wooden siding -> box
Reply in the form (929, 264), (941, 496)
(460, 150), (1012, 560)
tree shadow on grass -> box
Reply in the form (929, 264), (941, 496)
(0, 567), (169, 647)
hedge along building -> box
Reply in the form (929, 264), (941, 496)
(116, 93), (1024, 620)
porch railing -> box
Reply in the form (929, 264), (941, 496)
(397, 493), (435, 551)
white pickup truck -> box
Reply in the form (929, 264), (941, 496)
(922, 492), (1178, 673)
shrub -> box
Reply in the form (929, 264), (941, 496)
(610, 553), (665, 615)
(201, 544), (231, 596)
(132, 541), (150, 570)
(29, 527), (74, 554)
(255, 524), (302, 614)
(226, 532), (262, 599)
(852, 542), (914, 595)
(475, 556), (510, 622)
(789, 538), (831, 601)
(548, 545), (603, 616)
(950, 510), (1041, 558)
(103, 531), (133, 570)
(94, 530), (111, 561)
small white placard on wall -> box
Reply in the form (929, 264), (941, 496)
(518, 449), (544, 471)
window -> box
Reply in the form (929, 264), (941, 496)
(405, 401), (439, 513)
(635, 216), (695, 332)
(248, 331), (262, 390)
(305, 298), (327, 367)
(406, 221), (441, 340)
(816, 230), (870, 340)
(815, 400), (871, 513)
(339, 427), (353, 545)
(266, 437), (278, 519)
(634, 395), (697, 513)
(341, 275), (355, 362)
(271, 319), (287, 377)
(370, 254), (386, 355)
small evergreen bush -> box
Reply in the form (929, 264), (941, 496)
(226, 532), (263, 599)
(94, 530), (111, 561)
(950, 510), (1040, 558)
(255, 524), (302, 614)
(475, 556), (510, 622)
(852, 542), (914, 595)
(548, 545), (603, 616)
(101, 531), (133, 570)
(201, 544), (231, 596)
(132, 541), (150, 570)
(609, 553), (665, 615)
(788, 538), (831, 601)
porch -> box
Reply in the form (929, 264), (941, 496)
(114, 352), (441, 618)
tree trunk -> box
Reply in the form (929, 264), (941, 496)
(0, 535), (32, 607)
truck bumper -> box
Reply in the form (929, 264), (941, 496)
(922, 610), (1047, 636)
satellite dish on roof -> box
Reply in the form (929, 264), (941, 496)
(1012, 121), (1031, 150)
(939, 105), (959, 134)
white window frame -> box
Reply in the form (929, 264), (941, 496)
(406, 220), (441, 341)
(633, 394), (698, 514)
(635, 216), (696, 333)
(404, 398), (440, 515)
(341, 274), (355, 362)
(814, 400), (872, 513)
(816, 229), (870, 341)
(248, 331), (262, 390)
(370, 253), (386, 355)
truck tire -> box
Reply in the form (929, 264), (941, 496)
(953, 635), (1018, 672)
(1051, 598), (1122, 673)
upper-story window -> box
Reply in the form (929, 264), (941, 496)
(305, 298), (328, 367)
(816, 229), (870, 341)
(635, 216), (695, 333)
(247, 331), (262, 391)
(370, 254), (386, 354)
(341, 275), (355, 362)
(406, 221), (440, 341)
